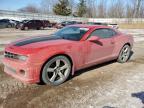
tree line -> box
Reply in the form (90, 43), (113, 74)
(18, 0), (144, 18)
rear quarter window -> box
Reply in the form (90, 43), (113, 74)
(90, 28), (117, 38)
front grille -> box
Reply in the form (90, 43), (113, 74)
(4, 51), (18, 59)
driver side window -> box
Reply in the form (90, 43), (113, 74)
(90, 28), (117, 38)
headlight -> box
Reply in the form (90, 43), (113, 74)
(4, 51), (28, 61)
(17, 55), (28, 61)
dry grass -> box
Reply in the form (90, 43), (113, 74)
(119, 23), (144, 29)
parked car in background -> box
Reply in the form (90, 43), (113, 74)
(19, 20), (45, 30)
(76, 21), (83, 24)
(87, 22), (119, 29)
(61, 21), (77, 26)
(47, 22), (57, 28)
(108, 24), (119, 29)
(87, 22), (108, 26)
(10, 20), (20, 27)
(0, 19), (15, 28)
(55, 21), (81, 29)
(15, 20), (29, 29)
(42, 20), (50, 28)
(2, 24), (133, 85)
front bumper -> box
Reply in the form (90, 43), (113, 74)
(2, 58), (41, 84)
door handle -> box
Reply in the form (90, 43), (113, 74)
(93, 41), (103, 46)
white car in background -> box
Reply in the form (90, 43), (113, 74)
(108, 23), (119, 29)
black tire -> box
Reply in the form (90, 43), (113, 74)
(36, 27), (39, 30)
(42, 56), (71, 86)
(117, 44), (131, 63)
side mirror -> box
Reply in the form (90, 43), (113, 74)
(88, 36), (103, 46)
(88, 36), (100, 42)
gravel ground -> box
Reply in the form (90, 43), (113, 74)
(0, 28), (144, 108)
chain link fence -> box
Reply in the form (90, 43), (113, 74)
(0, 10), (87, 22)
(0, 10), (144, 23)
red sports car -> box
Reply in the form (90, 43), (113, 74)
(2, 25), (133, 85)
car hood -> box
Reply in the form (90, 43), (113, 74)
(11, 35), (74, 49)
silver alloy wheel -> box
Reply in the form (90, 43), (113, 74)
(118, 45), (131, 63)
(42, 56), (71, 85)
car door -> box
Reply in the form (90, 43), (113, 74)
(85, 28), (117, 65)
(28, 20), (34, 29)
(35, 20), (40, 28)
(0, 21), (5, 28)
(38, 20), (43, 28)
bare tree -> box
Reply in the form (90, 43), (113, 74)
(133, 0), (143, 17)
(76, 0), (87, 17)
(18, 5), (40, 13)
(139, 1), (144, 17)
(40, 0), (58, 14)
(107, 0), (124, 18)
(69, 0), (76, 14)
(86, 0), (97, 17)
(107, 1), (116, 18)
(17, 0), (144, 18)
(97, 0), (107, 18)
(126, 3), (134, 18)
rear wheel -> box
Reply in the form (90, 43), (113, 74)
(24, 26), (28, 30)
(42, 56), (71, 86)
(117, 44), (131, 63)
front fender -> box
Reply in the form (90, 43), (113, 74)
(31, 49), (76, 75)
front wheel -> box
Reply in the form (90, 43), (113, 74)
(42, 56), (71, 86)
(117, 44), (131, 63)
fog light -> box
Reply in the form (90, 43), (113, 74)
(19, 69), (25, 76)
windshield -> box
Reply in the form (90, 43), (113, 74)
(54, 26), (89, 41)
(21, 20), (29, 23)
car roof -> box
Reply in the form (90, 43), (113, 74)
(69, 24), (111, 29)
